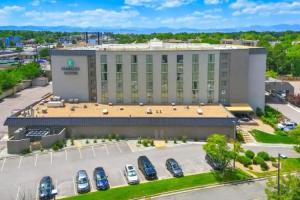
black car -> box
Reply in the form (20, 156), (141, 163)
(205, 154), (223, 170)
(166, 158), (183, 177)
(39, 176), (56, 200)
(138, 156), (157, 180)
(93, 167), (110, 190)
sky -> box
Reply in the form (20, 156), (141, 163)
(1, 0), (300, 29)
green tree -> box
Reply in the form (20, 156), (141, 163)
(39, 48), (50, 58)
(203, 134), (233, 172)
(265, 173), (300, 200)
(230, 139), (243, 169)
(9, 40), (15, 47)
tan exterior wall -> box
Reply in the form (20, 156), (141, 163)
(68, 125), (234, 140)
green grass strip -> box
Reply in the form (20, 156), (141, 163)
(62, 169), (250, 200)
(251, 129), (297, 144)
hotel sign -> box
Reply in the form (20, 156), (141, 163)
(61, 59), (80, 75)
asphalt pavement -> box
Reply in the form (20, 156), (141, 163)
(267, 103), (300, 124)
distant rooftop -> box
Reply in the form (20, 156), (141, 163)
(59, 38), (262, 52)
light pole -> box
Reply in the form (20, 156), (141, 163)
(277, 153), (282, 199)
(233, 120), (236, 140)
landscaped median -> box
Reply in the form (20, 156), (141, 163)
(61, 169), (251, 200)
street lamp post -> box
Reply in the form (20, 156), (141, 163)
(233, 120), (236, 140)
(277, 153), (281, 199)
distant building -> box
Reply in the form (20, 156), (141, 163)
(0, 36), (23, 47)
(220, 39), (259, 47)
(269, 41), (281, 46)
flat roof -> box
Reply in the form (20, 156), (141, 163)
(28, 103), (233, 118)
(225, 103), (253, 112)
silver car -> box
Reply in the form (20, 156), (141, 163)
(76, 170), (91, 193)
(124, 164), (139, 184)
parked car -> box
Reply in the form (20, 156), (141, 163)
(93, 167), (110, 190)
(124, 164), (139, 184)
(76, 170), (91, 193)
(277, 121), (297, 131)
(39, 176), (57, 200)
(138, 156), (157, 180)
(205, 154), (223, 170)
(166, 158), (183, 177)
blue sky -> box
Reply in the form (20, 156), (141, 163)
(0, 0), (300, 29)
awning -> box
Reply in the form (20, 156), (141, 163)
(225, 104), (254, 113)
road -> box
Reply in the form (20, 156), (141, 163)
(0, 142), (298, 200)
(268, 103), (300, 123)
(0, 84), (52, 137)
(154, 179), (267, 200)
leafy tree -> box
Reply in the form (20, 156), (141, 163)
(265, 173), (300, 200)
(9, 40), (15, 47)
(15, 47), (23, 52)
(203, 134), (233, 172)
(230, 139), (243, 168)
(39, 48), (50, 58)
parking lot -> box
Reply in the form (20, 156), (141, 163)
(0, 142), (212, 200)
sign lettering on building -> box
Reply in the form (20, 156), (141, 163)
(61, 58), (80, 75)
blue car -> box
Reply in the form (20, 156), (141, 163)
(93, 167), (110, 190)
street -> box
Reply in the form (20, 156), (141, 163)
(153, 179), (267, 200)
(267, 103), (300, 124)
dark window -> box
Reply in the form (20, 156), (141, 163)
(162, 55), (168, 63)
(116, 64), (122, 72)
(177, 55), (183, 63)
(131, 55), (138, 63)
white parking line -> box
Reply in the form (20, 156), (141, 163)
(120, 170), (127, 185)
(104, 144), (109, 155)
(55, 179), (58, 194)
(1, 157), (6, 172)
(18, 156), (23, 169)
(65, 149), (68, 161)
(78, 148), (82, 159)
(160, 163), (171, 178)
(34, 154), (38, 167)
(35, 182), (39, 200)
(50, 152), (53, 165)
(15, 185), (20, 200)
(91, 146), (96, 157)
(116, 143), (122, 153)
(88, 174), (95, 191)
(72, 177), (77, 195)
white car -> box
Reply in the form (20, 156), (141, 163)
(277, 121), (297, 131)
(124, 164), (139, 184)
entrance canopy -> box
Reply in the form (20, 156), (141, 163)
(225, 104), (254, 113)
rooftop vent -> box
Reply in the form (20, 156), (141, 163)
(146, 107), (152, 114)
(102, 109), (108, 115)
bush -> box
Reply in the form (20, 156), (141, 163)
(71, 138), (74, 146)
(245, 150), (255, 159)
(174, 138), (177, 144)
(21, 148), (31, 155)
(94, 139), (97, 143)
(256, 107), (263, 117)
(270, 157), (276, 162)
(115, 134), (120, 141)
(108, 134), (113, 141)
(260, 161), (269, 171)
(181, 136), (187, 143)
(142, 139), (149, 147)
(237, 155), (252, 167)
(86, 139), (89, 144)
(101, 137), (105, 142)
(165, 138), (168, 143)
(253, 156), (265, 165)
(237, 130), (245, 143)
(138, 137), (142, 144)
(257, 151), (270, 161)
(52, 140), (64, 151)
(150, 140), (154, 146)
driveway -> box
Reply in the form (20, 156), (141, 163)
(267, 103), (300, 123)
(153, 179), (267, 200)
(0, 83), (52, 138)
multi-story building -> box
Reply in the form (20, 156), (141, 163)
(51, 39), (266, 110)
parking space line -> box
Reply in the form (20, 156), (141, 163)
(35, 182), (39, 200)
(72, 177), (77, 195)
(137, 170), (145, 182)
(15, 185), (20, 200)
(116, 143), (122, 153)
(18, 156), (23, 169)
(88, 174), (95, 191)
(1, 157), (6, 172)
(104, 144), (109, 155)
(91, 146), (96, 157)
(119, 169), (127, 185)
(160, 163), (171, 178)
(65, 149), (68, 161)
(50, 152), (53, 165)
(34, 154), (38, 167)
(55, 179), (58, 194)
(78, 148), (82, 159)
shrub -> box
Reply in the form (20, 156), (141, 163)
(101, 137), (105, 142)
(85, 139), (89, 144)
(237, 130), (245, 143)
(111, 133), (116, 140)
(108, 134), (112, 141)
(237, 155), (252, 167)
(193, 137), (198, 142)
(257, 151), (270, 161)
(115, 134), (120, 141)
(270, 157), (276, 162)
(150, 140), (154, 146)
(181, 136), (187, 143)
(253, 156), (265, 165)
(142, 139), (149, 147)
(94, 139), (97, 143)
(40, 148), (44, 152)
(165, 138), (168, 143)
(71, 138), (74, 146)
(21, 148), (31, 155)
(245, 150), (255, 159)
(260, 161), (269, 171)
(137, 137), (142, 144)
(173, 138), (177, 144)
(256, 107), (263, 117)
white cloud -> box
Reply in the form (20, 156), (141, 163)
(125, 0), (194, 10)
(31, 0), (40, 6)
(230, 0), (300, 16)
(0, 5), (25, 15)
(23, 8), (140, 27)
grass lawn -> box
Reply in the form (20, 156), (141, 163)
(249, 158), (300, 177)
(250, 129), (298, 144)
(62, 170), (251, 200)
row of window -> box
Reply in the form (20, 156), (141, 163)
(100, 54), (216, 104)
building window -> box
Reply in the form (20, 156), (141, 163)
(192, 54), (199, 103)
(146, 55), (153, 103)
(161, 55), (168, 103)
(116, 55), (123, 103)
(131, 55), (138, 103)
(176, 55), (184, 104)
(207, 54), (215, 103)
(100, 55), (108, 103)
